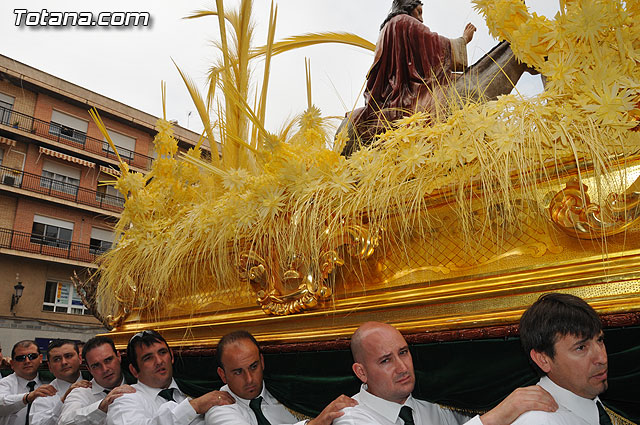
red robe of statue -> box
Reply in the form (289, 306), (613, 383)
(349, 14), (467, 143)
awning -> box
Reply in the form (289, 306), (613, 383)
(0, 136), (16, 147)
(99, 165), (122, 177)
(39, 146), (95, 168)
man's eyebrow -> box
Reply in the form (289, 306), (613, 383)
(377, 352), (392, 362)
(572, 335), (592, 346)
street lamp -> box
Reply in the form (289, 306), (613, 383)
(10, 274), (24, 313)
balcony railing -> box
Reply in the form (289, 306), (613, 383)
(0, 165), (125, 212)
(0, 105), (153, 169)
(0, 227), (101, 263)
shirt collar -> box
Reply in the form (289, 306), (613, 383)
(223, 382), (272, 407)
(15, 374), (41, 388)
(91, 376), (125, 395)
(136, 378), (182, 399)
(538, 376), (600, 424)
(53, 374), (83, 395)
(359, 384), (414, 423)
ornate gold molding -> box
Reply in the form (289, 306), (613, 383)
(548, 176), (640, 239)
(238, 224), (380, 315)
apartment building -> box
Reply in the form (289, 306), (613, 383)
(0, 54), (203, 354)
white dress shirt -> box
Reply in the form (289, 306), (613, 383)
(204, 383), (307, 425)
(333, 384), (484, 425)
(106, 379), (202, 425)
(511, 376), (605, 425)
(29, 375), (82, 425)
(58, 376), (125, 425)
(0, 373), (43, 425)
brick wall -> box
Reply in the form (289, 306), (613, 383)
(0, 141), (26, 170)
(0, 194), (17, 229)
(13, 197), (115, 244)
(0, 255), (102, 324)
(0, 80), (37, 116)
(33, 93), (155, 170)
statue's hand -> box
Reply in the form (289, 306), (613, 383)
(463, 23), (476, 43)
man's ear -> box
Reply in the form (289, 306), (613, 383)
(530, 349), (552, 374)
(217, 366), (227, 384)
(352, 362), (367, 384)
(129, 363), (139, 379)
(260, 353), (264, 370)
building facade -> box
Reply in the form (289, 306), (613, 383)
(0, 54), (202, 355)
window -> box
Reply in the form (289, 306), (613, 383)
(43, 281), (90, 315)
(30, 215), (74, 249)
(48, 110), (88, 145)
(89, 227), (114, 254)
(96, 184), (125, 208)
(0, 92), (14, 126)
(103, 129), (135, 160)
(40, 160), (80, 195)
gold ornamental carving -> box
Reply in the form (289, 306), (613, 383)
(238, 224), (380, 315)
(548, 176), (640, 239)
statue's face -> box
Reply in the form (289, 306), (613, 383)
(411, 5), (423, 22)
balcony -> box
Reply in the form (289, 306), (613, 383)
(0, 165), (124, 212)
(0, 227), (103, 264)
(0, 105), (153, 169)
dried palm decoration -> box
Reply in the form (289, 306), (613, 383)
(92, 0), (640, 322)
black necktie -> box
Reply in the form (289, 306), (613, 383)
(249, 396), (272, 425)
(399, 406), (415, 425)
(25, 381), (36, 425)
(158, 388), (175, 402)
(103, 389), (111, 395)
(597, 401), (613, 425)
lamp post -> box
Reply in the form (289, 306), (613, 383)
(10, 274), (24, 313)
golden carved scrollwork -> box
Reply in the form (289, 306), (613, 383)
(238, 224), (380, 315)
(548, 176), (640, 239)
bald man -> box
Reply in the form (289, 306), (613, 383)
(334, 322), (557, 425)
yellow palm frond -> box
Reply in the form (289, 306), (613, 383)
(183, 9), (218, 20)
(252, 32), (375, 57)
(172, 59), (220, 168)
(88, 108), (124, 166)
(255, 1), (277, 148)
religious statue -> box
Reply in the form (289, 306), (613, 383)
(340, 0), (536, 156)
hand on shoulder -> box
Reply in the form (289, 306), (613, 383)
(479, 385), (557, 425)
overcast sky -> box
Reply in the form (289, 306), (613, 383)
(1, 1), (560, 134)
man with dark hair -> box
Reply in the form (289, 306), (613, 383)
(334, 322), (557, 425)
(59, 336), (135, 425)
(205, 330), (357, 425)
(342, 0), (476, 155)
(30, 340), (84, 425)
(513, 293), (612, 424)
(0, 341), (55, 425)
(107, 330), (233, 425)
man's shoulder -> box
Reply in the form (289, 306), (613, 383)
(512, 408), (577, 425)
(333, 402), (374, 424)
(65, 385), (94, 400)
(110, 385), (146, 406)
(0, 373), (16, 386)
(204, 400), (252, 425)
(206, 401), (245, 416)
